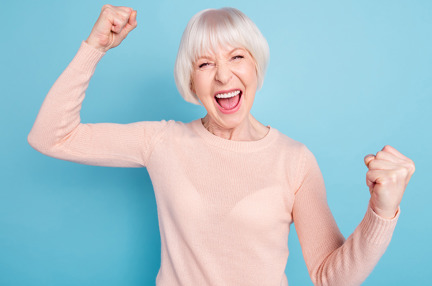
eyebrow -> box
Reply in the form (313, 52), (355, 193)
(196, 55), (213, 61)
(229, 47), (246, 53)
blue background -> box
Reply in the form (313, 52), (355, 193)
(1, 0), (430, 285)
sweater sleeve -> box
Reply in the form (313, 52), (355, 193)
(28, 41), (170, 167)
(292, 146), (399, 286)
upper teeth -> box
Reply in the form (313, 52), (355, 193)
(215, 90), (240, 98)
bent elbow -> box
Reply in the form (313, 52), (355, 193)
(28, 131), (45, 154)
(27, 130), (55, 156)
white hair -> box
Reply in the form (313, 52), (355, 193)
(174, 7), (270, 105)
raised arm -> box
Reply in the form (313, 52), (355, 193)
(28, 5), (169, 167)
(293, 145), (414, 286)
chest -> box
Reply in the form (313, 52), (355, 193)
(148, 141), (297, 232)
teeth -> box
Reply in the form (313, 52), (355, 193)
(215, 90), (240, 99)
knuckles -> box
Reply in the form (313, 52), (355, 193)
(407, 159), (416, 174)
(101, 6), (113, 18)
(102, 4), (112, 11)
(100, 5), (133, 23)
(382, 145), (393, 152)
(375, 151), (385, 160)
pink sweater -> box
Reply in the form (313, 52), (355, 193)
(28, 41), (399, 286)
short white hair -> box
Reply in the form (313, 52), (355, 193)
(174, 8), (270, 105)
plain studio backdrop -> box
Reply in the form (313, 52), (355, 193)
(0, 0), (430, 285)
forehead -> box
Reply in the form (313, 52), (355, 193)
(190, 24), (248, 61)
(196, 45), (247, 59)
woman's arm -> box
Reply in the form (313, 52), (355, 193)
(292, 146), (413, 286)
(28, 5), (170, 167)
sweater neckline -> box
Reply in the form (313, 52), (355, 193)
(190, 118), (278, 152)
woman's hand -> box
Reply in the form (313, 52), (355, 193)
(85, 5), (137, 52)
(364, 145), (415, 219)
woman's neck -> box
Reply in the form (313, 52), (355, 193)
(201, 114), (269, 141)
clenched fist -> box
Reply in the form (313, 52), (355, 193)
(364, 145), (415, 219)
(85, 5), (137, 52)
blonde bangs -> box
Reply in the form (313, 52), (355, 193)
(189, 10), (246, 62)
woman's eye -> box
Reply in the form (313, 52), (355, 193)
(232, 55), (244, 60)
(199, 62), (210, 68)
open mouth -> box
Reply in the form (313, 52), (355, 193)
(214, 90), (242, 112)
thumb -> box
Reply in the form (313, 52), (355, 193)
(122, 10), (138, 35)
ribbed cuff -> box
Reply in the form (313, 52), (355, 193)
(358, 203), (400, 245)
(68, 41), (106, 74)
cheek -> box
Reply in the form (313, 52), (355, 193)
(191, 73), (203, 93)
(240, 72), (258, 90)
(191, 74), (211, 100)
(236, 63), (258, 85)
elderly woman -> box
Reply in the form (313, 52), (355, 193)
(28, 5), (415, 286)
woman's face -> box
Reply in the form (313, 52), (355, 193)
(191, 45), (258, 130)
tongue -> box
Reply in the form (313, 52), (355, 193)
(217, 94), (240, 110)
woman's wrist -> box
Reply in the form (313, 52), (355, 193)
(370, 204), (399, 220)
(84, 38), (108, 53)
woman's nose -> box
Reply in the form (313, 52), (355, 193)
(214, 63), (233, 85)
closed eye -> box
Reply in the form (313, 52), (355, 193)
(199, 62), (210, 68)
(232, 55), (244, 60)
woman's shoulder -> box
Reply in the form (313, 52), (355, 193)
(271, 127), (308, 152)
(137, 119), (198, 141)
(270, 128), (320, 165)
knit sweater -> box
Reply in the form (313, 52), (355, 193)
(28, 41), (399, 286)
